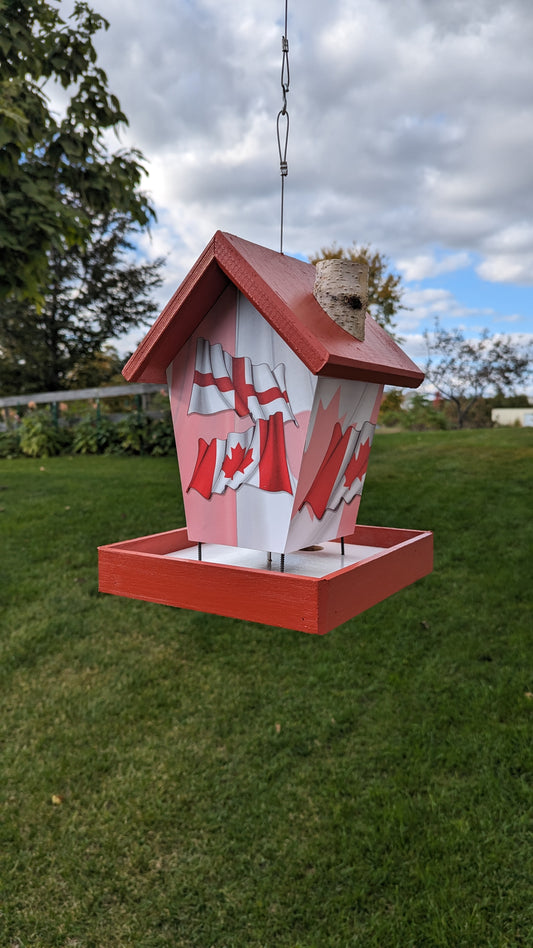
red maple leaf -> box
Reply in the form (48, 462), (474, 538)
(222, 443), (254, 479)
(343, 439), (372, 489)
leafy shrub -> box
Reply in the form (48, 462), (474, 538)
(378, 389), (406, 428)
(0, 429), (21, 458)
(148, 414), (175, 456)
(402, 395), (448, 431)
(3, 407), (176, 459)
(379, 408), (405, 428)
(115, 413), (151, 455)
(72, 415), (118, 454)
(19, 409), (70, 457)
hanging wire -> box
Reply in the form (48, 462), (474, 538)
(276, 0), (290, 253)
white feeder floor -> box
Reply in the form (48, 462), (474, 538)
(166, 540), (384, 579)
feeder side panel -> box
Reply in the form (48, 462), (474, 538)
(285, 377), (383, 551)
(168, 288), (316, 553)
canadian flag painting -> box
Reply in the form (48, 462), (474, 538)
(187, 411), (293, 498)
(297, 419), (375, 520)
(285, 378), (383, 552)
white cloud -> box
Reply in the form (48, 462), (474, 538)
(474, 223), (533, 285)
(476, 254), (533, 285)
(397, 332), (428, 365)
(51, 0), (533, 337)
(402, 287), (493, 326)
(397, 252), (472, 281)
(500, 313), (523, 324)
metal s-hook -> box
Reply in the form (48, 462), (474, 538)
(277, 0), (290, 253)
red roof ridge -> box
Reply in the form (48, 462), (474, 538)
(123, 230), (424, 388)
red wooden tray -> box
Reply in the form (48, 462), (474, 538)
(98, 524), (432, 635)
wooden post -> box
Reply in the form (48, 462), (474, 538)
(313, 259), (368, 341)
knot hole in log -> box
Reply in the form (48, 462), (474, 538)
(313, 258), (368, 341)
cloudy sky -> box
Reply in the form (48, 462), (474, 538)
(84, 0), (533, 370)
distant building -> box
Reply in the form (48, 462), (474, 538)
(491, 407), (533, 427)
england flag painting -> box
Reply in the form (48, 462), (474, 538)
(188, 338), (296, 425)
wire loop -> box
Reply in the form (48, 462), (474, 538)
(277, 110), (289, 176)
(277, 0), (290, 253)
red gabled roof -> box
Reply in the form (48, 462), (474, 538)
(123, 231), (423, 388)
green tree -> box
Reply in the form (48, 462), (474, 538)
(377, 388), (405, 428)
(0, 209), (163, 394)
(424, 321), (532, 428)
(66, 344), (126, 390)
(309, 243), (406, 338)
(0, 0), (153, 303)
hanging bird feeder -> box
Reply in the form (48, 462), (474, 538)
(99, 2), (432, 633)
(98, 231), (433, 633)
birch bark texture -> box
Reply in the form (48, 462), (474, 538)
(313, 259), (368, 341)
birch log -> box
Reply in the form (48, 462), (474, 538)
(313, 259), (368, 341)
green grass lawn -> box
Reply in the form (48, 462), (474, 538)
(1, 429), (532, 948)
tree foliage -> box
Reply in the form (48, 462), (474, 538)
(0, 209), (163, 394)
(309, 243), (406, 338)
(66, 344), (126, 390)
(0, 0), (154, 302)
(424, 321), (532, 428)
(0, 0), (165, 393)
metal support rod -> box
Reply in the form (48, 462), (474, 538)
(341, 537), (345, 556)
(280, 173), (286, 254)
(198, 542), (202, 561)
